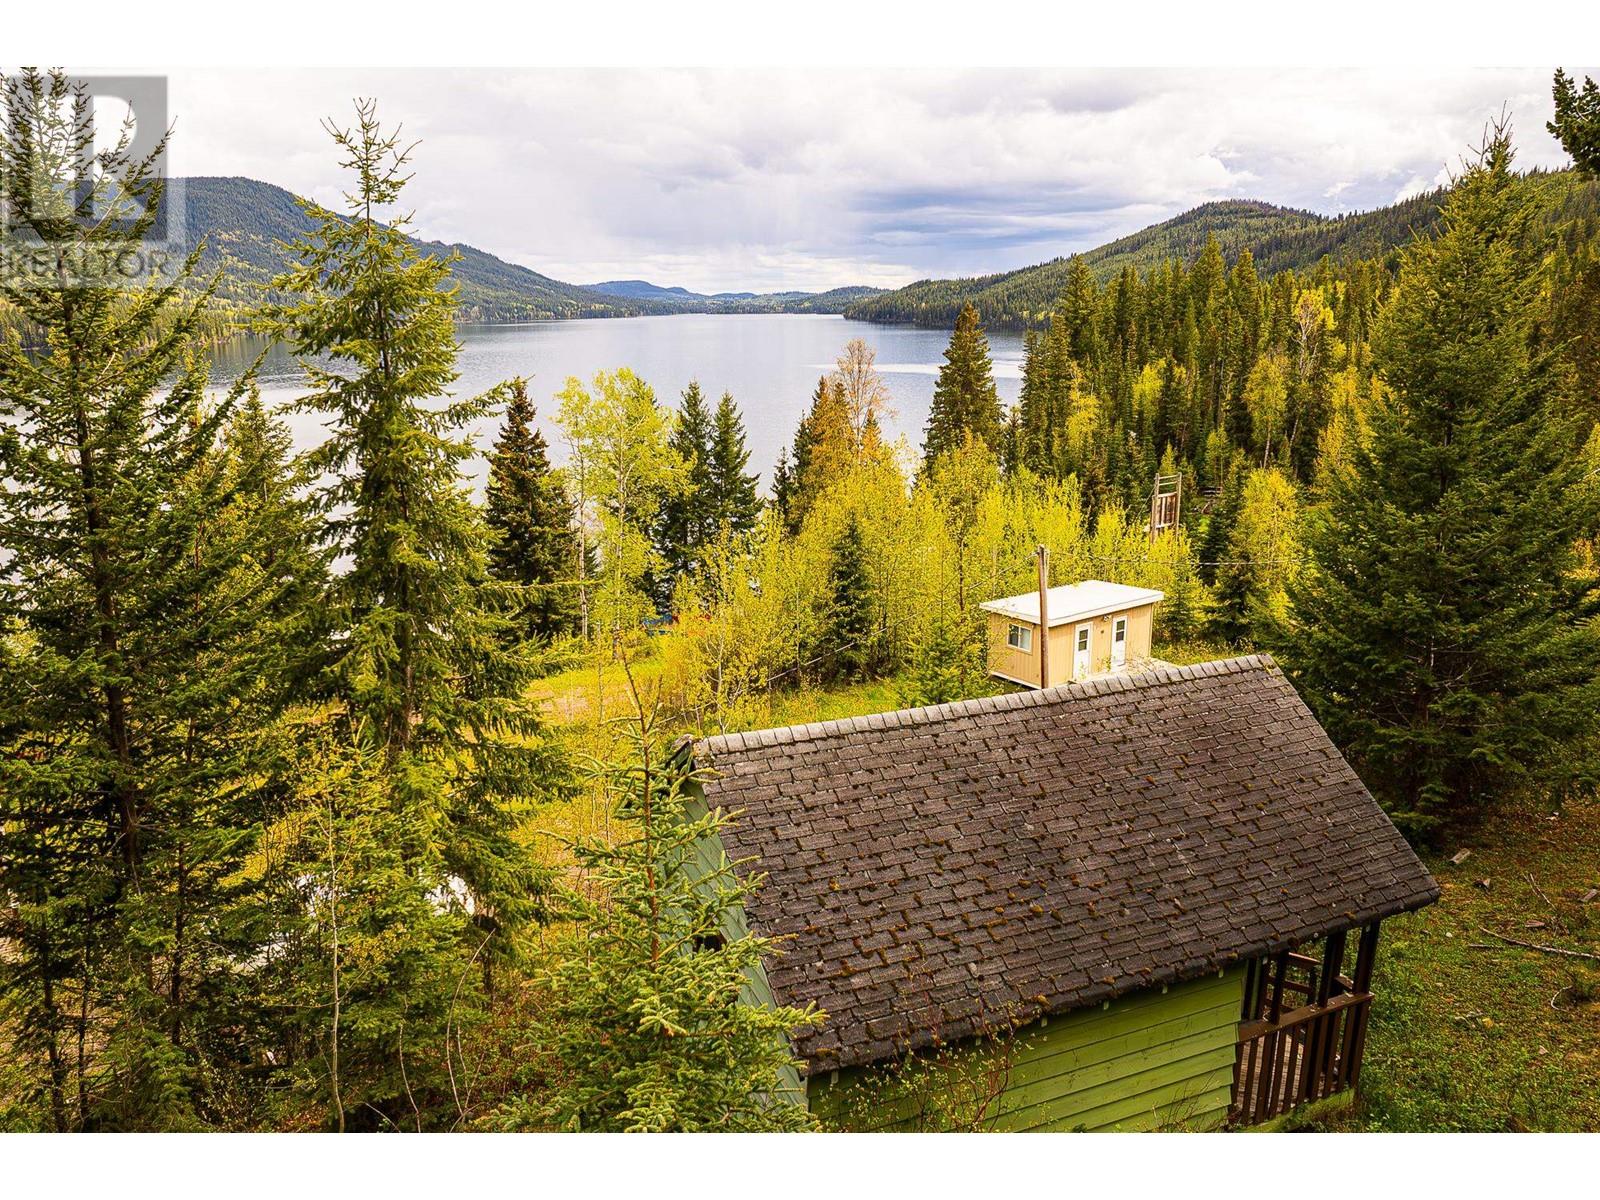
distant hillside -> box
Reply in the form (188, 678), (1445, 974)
(169, 178), (883, 322)
(844, 191), (1466, 330)
(172, 177), (664, 321)
(588, 278), (884, 313)
(591, 280), (713, 302)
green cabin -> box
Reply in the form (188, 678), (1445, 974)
(689, 655), (1438, 1131)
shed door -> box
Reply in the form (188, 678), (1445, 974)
(1111, 616), (1128, 669)
(1074, 623), (1091, 680)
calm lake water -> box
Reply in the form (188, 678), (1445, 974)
(210, 314), (1025, 492)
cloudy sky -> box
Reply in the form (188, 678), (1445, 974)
(163, 67), (1592, 295)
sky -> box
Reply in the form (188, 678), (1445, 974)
(162, 67), (1593, 295)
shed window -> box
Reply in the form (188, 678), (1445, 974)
(1007, 623), (1033, 652)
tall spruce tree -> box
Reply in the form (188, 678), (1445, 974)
(1285, 128), (1600, 836)
(709, 391), (762, 536)
(1550, 69), (1600, 176)
(821, 514), (876, 682)
(769, 447), (798, 534)
(485, 378), (580, 641)
(652, 381), (716, 611)
(265, 101), (562, 1126)
(923, 302), (1003, 466)
(1198, 457), (1244, 586)
(0, 70), (323, 1129)
(778, 375), (853, 534)
(1060, 256), (1100, 362)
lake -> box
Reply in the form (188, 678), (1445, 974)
(210, 314), (1025, 492)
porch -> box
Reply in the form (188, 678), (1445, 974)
(1230, 922), (1382, 1126)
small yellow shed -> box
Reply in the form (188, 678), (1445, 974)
(981, 579), (1163, 688)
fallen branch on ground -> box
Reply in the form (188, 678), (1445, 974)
(1476, 925), (1600, 963)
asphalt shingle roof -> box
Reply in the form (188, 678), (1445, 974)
(693, 655), (1438, 1073)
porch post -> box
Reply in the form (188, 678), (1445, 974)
(1341, 922), (1382, 1092)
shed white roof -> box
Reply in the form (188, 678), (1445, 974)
(979, 579), (1165, 627)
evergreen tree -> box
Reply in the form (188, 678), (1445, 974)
(923, 301), (1002, 465)
(0, 70), (323, 1129)
(1197, 457), (1244, 586)
(821, 515), (876, 682)
(1550, 69), (1600, 176)
(652, 381), (716, 611)
(789, 375), (853, 529)
(500, 724), (818, 1131)
(709, 391), (762, 536)
(1286, 128), (1600, 836)
(1060, 256), (1100, 362)
(485, 378), (580, 642)
(265, 101), (562, 1125)
(770, 447), (799, 534)
(899, 615), (980, 708)
(1156, 550), (1205, 645)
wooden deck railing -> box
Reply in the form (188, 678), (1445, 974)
(1230, 923), (1382, 1126)
(1232, 990), (1373, 1124)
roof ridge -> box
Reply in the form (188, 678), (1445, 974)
(697, 654), (1278, 756)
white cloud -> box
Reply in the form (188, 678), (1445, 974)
(164, 66), (1590, 293)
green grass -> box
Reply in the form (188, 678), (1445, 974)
(764, 679), (913, 727)
(1317, 799), (1600, 1131)
(1152, 638), (1241, 667)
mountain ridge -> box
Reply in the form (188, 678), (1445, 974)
(587, 278), (885, 311)
(168, 177), (884, 321)
(841, 189), (1463, 329)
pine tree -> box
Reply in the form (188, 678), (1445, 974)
(709, 391), (762, 536)
(770, 447), (798, 534)
(789, 375), (853, 529)
(923, 302), (1002, 466)
(500, 722), (819, 1132)
(1156, 550), (1205, 645)
(652, 382), (716, 612)
(1550, 69), (1600, 176)
(265, 101), (562, 1125)
(899, 615), (980, 708)
(1198, 457), (1243, 586)
(1060, 256), (1100, 362)
(485, 378), (580, 642)
(0, 70), (324, 1129)
(822, 515), (876, 682)
(1286, 127), (1600, 836)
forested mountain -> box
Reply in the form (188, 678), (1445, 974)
(592, 279), (749, 301)
(845, 170), (1594, 328)
(588, 278), (885, 313)
(173, 176), (653, 321)
(170, 178), (881, 321)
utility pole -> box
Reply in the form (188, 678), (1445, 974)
(1036, 544), (1050, 689)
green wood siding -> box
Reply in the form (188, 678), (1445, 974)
(810, 968), (1244, 1132)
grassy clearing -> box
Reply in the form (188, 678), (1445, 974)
(1315, 798), (1600, 1132)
